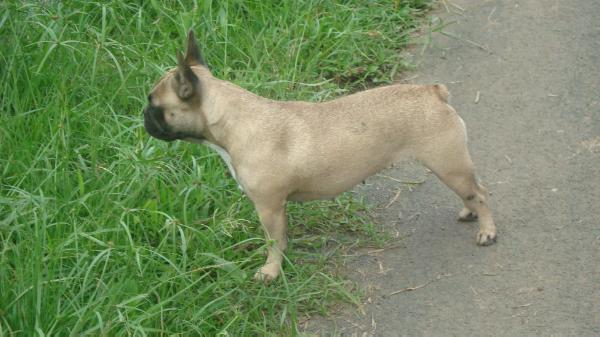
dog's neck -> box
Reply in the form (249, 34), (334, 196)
(191, 66), (272, 153)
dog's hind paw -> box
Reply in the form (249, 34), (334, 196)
(254, 263), (280, 283)
(476, 228), (497, 246)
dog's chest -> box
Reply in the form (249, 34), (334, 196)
(202, 141), (243, 190)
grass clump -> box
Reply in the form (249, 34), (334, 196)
(0, 0), (429, 335)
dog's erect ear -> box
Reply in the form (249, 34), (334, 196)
(175, 51), (199, 99)
(184, 30), (205, 66)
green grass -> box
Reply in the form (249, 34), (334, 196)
(0, 0), (430, 335)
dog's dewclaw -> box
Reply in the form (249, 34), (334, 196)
(458, 207), (478, 222)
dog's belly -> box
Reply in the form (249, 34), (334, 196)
(287, 191), (339, 202)
(285, 141), (416, 202)
(287, 163), (391, 202)
(287, 175), (368, 201)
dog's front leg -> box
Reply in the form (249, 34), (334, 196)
(253, 199), (288, 282)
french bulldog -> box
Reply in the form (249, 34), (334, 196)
(143, 30), (497, 282)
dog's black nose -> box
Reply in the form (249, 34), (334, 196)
(148, 105), (165, 119)
(143, 105), (178, 141)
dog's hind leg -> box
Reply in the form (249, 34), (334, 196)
(417, 133), (497, 246)
(252, 198), (288, 282)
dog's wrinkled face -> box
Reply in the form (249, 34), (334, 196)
(144, 71), (201, 141)
(143, 30), (206, 142)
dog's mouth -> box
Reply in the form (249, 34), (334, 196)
(143, 106), (181, 142)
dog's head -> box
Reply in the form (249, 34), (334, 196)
(143, 30), (207, 142)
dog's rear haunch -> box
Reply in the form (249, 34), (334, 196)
(143, 31), (497, 282)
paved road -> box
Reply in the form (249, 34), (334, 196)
(308, 0), (600, 335)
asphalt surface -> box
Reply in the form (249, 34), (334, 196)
(306, 0), (600, 335)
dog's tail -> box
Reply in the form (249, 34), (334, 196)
(433, 84), (450, 103)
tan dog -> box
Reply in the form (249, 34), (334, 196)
(143, 31), (497, 282)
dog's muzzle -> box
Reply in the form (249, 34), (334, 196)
(143, 105), (179, 141)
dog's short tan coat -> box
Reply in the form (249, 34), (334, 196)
(143, 31), (497, 282)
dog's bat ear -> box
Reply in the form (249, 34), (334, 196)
(175, 50), (199, 99)
(184, 30), (205, 66)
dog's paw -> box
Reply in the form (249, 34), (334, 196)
(458, 207), (478, 222)
(476, 228), (497, 246)
(253, 263), (280, 283)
